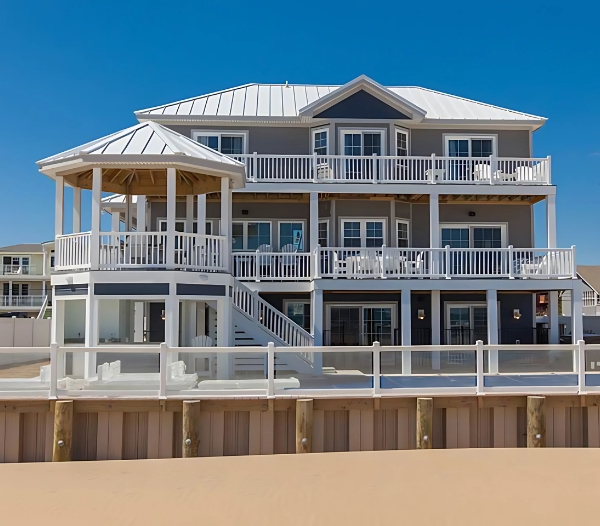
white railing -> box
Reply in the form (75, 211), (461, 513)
(317, 246), (575, 279)
(55, 232), (91, 271)
(234, 153), (551, 185)
(2, 340), (600, 398)
(583, 290), (600, 307)
(232, 251), (311, 281)
(174, 233), (227, 272)
(232, 280), (314, 348)
(0, 295), (46, 307)
(54, 231), (227, 272)
(1, 265), (37, 275)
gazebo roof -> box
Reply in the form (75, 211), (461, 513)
(37, 122), (246, 195)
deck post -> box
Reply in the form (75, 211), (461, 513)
(52, 400), (73, 462)
(295, 399), (313, 453)
(401, 291), (411, 374)
(527, 396), (545, 447)
(487, 289), (499, 373)
(182, 400), (201, 458)
(416, 397), (433, 449)
(90, 167), (102, 271)
(166, 167), (176, 269)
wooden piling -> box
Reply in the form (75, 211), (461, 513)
(182, 400), (201, 458)
(52, 401), (73, 462)
(296, 399), (313, 453)
(416, 398), (433, 449)
(527, 396), (546, 447)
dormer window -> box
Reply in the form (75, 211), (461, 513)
(192, 131), (247, 155)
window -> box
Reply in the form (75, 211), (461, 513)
(396, 220), (409, 248)
(342, 131), (383, 156)
(396, 129), (408, 156)
(192, 131), (247, 155)
(2, 283), (7, 296)
(440, 224), (506, 248)
(318, 220), (329, 247)
(284, 301), (311, 331)
(341, 219), (386, 248)
(445, 136), (496, 158)
(158, 220), (212, 235)
(232, 221), (271, 251)
(279, 222), (304, 251)
(312, 128), (328, 156)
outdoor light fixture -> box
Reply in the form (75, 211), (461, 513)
(513, 309), (521, 320)
(161, 310), (166, 321)
(418, 309), (425, 320)
(468, 211), (476, 217)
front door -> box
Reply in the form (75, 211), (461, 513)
(329, 306), (361, 345)
(327, 305), (394, 346)
(363, 307), (393, 345)
(447, 305), (488, 344)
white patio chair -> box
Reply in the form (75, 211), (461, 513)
(472, 163), (491, 181)
(256, 244), (273, 277)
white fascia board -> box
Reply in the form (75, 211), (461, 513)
(298, 75), (427, 121)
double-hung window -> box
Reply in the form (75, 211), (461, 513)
(396, 129), (408, 157)
(232, 221), (271, 251)
(318, 220), (329, 247)
(396, 220), (409, 248)
(193, 131), (247, 156)
(312, 128), (328, 156)
(341, 219), (386, 248)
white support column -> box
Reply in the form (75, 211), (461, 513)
(197, 301), (206, 337)
(487, 289), (499, 374)
(549, 290), (560, 344)
(137, 196), (146, 233)
(401, 291), (411, 374)
(125, 194), (132, 232)
(166, 168), (177, 269)
(111, 211), (120, 232)
(72, 187), (81, 234)
(82, 293), (97, 379)
(572, 281), (583, 344)
(216, 296), (232, 379)
(546, 194), (557, 249)
(220, 177), (232, 271)
(51, 297), (66, 380)
(134, 302), (145, 343)
(164, 294), (180, 367)
(185, 195), (194, 233)
(311, 287), (323, 374)
(55, 176), (64, 238)
(390, 200), (396, 247)
(309, 192), (319, 252)
(197, 194), (206, 236)
(90, 168), (102, 271)
(429, 194), (439, 249)
(431, 290), (441, 370)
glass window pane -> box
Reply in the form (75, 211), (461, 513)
(221, 136), (243, 155)
(232, 223), (244, 250)
(318, 222), (328, 247)
(396, 131), (408, 156)
(397, 222), (409, 247)
(247, 223), (271, 250)
(198, 136), (219, 150)
(280, 222), (303, 250)
(314, 131), (328, 156)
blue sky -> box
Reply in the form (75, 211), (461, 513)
(0, 1), (598, 261)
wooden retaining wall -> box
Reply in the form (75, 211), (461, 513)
(1, 396), (599, 462)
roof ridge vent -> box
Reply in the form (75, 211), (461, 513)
(285, 80), (289, 88)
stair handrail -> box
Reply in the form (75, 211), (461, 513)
(232, 280), (314, 347)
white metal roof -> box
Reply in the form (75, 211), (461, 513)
(135, 81), (546, 123)
(38, 121), (245, 166)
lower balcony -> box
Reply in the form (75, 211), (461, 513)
(0, 296), (46, 308)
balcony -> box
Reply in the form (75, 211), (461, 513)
(1, 265), (38, 276)
(55, 232), (228, 272)
(0, 295), (46, 308)
(233, 246), (575, 281)
(232, 154), (551, 185)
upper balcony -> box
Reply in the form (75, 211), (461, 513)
(1, 265), (38, 276)
(232, 154), (551, 186)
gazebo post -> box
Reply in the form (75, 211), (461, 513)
(72, 186), (81, 234)
(91, 168), (102, 271)
(220, 176), (232, 272)
(166, 167), (177, 269)
(197, 194), (206, 236)
(55, 175), (64, 238)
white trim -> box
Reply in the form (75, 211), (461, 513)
(394, 126), (410, 156)
(191, 130), (249, 154)
(338, 127), (387, 156)
(277, 220), (306, 251)
(439, 223), (508, 248)
(311, 127), (329, 155)
(396, 219), (410, 248)
(318, 219), (329, 247)
(338, 217), (387, 248)
(443, 134), (498, 157)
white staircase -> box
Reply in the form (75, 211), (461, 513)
(231, 280), (317, 375)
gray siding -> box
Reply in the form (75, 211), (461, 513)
(166, 125), (310, 154)
(410, 129), (530, 157)
(149, 200), (533, 249)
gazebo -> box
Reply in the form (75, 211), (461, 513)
(37, 121), (246, 272)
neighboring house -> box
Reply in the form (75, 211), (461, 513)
(557, 266), (600, 317)
(36, 74), (583, 379)
(0, 242), (54, 316)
